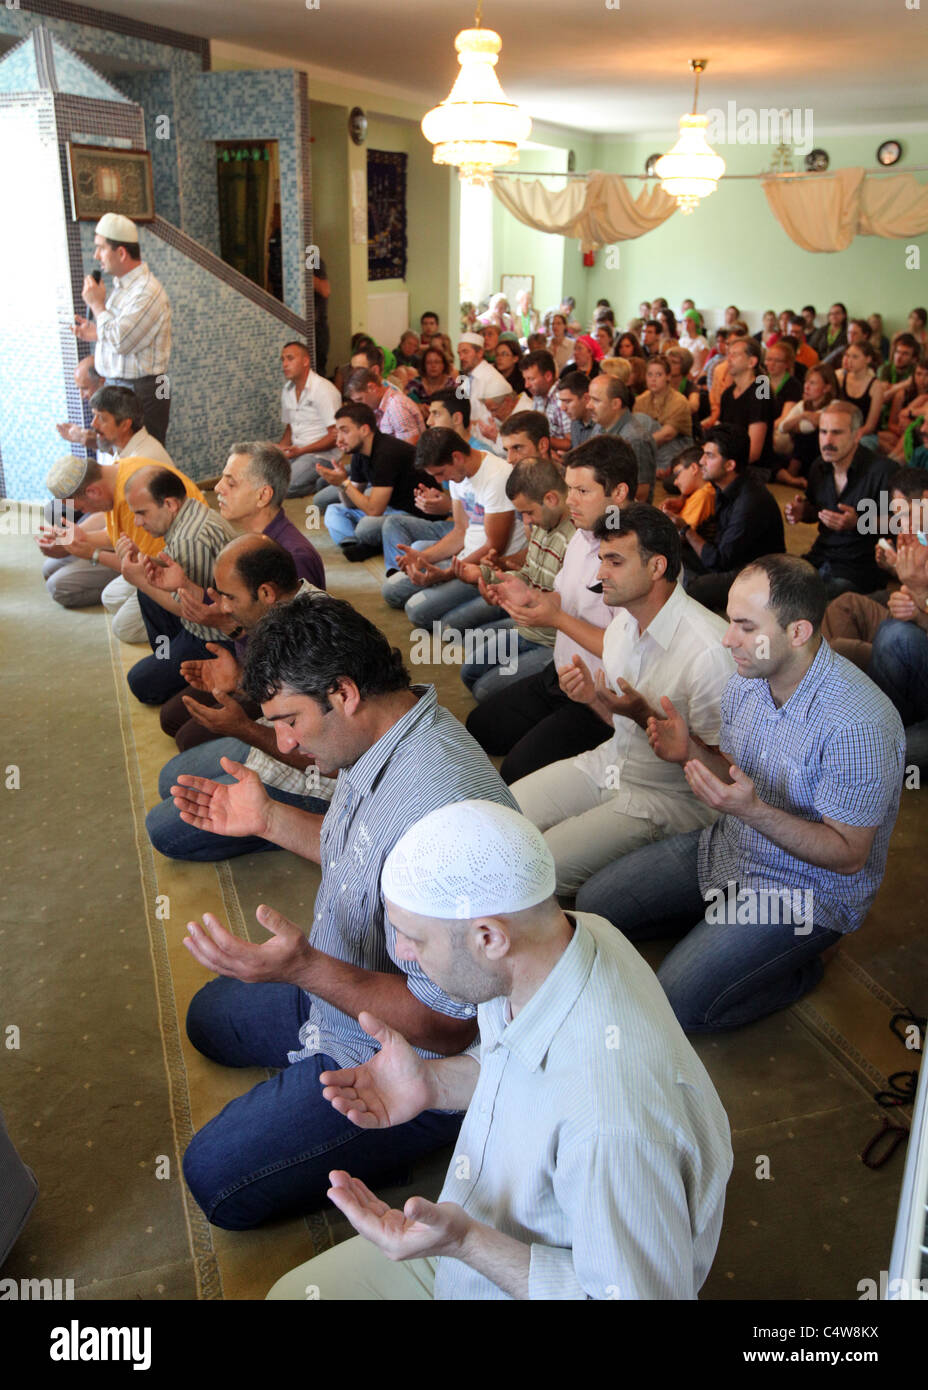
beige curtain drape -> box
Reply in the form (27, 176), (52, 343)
(762, 168), (928, 252)
(492, 171), (677, 252)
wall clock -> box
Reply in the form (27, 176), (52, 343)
(877, 140), (902, 166)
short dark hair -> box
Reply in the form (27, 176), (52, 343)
(644, 319), (661, 333)
(889, 466), (928, 501)
(506, 457), (567, 503)
(912, 307), (928, 327)
(143, 468), (187, 505)
(704, 422), (750, 474)
(283, 339), (310, 356)
(849, 318), (872, 338)
(89, 384), (144, 430)
(335, 401), (377, 432)
(738, 554), (827, 633)
(232, 539), (299, 600)
(802, 305), (816, 316)
(894, 333), (919, 353)
(420, 311), (439, 324)
(559, 371), (590, 397)
(103, 236), (140, 260)
(429, 387), (470, 428)
(524, 349), (557, 379)
(673, 444), (703, 472)
(417, 426), (469, 470)
(346, 367), (379, 394)
(227, 441), (291, 509)
(242, 593), (411, 709)
(593, 502), (682, 582)
(499, 410), (550, 443)
(352, 343), (385, 370)
(563, 434), (637, 496)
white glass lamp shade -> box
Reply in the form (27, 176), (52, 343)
(655, 114), (726, 213)
(421, 28), (532, 184)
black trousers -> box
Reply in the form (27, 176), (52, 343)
(110, 374), (171, 445)
(465, 660), (608, 785)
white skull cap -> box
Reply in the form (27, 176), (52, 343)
(381, 799), (556, 920)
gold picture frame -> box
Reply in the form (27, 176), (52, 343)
(66, 143), (155, 223)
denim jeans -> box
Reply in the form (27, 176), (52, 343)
(146, 737), (329, 861)
(128, 592), (225, 706)
(183, 977), (462, 1229)
(868, 616), (928, 729)
(405, 578), (505, 632)
(459, 619), (554, 702)
(324, 503), (403, 548)
(575, 829), (841, 1031)
(381, 514), (454, 575)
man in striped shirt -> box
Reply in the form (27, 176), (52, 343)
(458, 457), (575, 702)
(265, 801), (732, 1300)
(347, 368), (423, 445)
(119, 467), (237, 705)
(74, 214), (172, 445)
(172, 594), (517, 1229)
(578, 555), (905, 1030)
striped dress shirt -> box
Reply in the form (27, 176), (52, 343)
(698, 640), (905, 933)
(375, 387), (424, 444)
(434, 911), (733, 1300)
(482, 514), (576, 646)
(93, 263), (172, 380)
(162, 498), (237, 641)
(287, 685), (518, 1068)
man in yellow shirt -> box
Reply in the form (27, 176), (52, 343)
(38, 454), (204, 629)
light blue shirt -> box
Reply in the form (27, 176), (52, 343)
(434, 912), (733, 1299)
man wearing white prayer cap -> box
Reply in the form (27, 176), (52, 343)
(456, 329), (511, 426)
(73, 211), (173, 444)
(267, 798), (733, 1302)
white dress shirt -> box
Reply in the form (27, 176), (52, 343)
(434, 911), (733, 1300)
(552, 527), (612, 675)
(93, 262), (172, 380)
(574, 584), (735, 832)
(281, 372), (342, 463)
(114, 428), (174, 465)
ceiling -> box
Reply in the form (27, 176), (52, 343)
(62, 0), (928, 136)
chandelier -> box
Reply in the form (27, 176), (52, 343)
(421, 4), (531, 186)
(655, 59), (725, 214)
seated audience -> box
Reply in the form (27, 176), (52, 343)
(278, 340), (342, 497)
(161, 441), (325, 751)
(661, 445), (716, 533)
(878, 354), (928, 457)
(640, 320), (662, 358)
(266, 799), (732, 1301)
(674, 423), (786, 612)
(593, 320), (616, 357)
(419, 311), (440, 351)
(558, 371), (596, 450)
(523, 349), (572, 453)
(785, 402), (893, 597)
(786, 315), (819, 372)
(43, 384), (174, 640)
(393, 330), (421, 367)
(809, 303), (849, 360)
(513, 506), (734, 895)
(174, 595), (517, 1228)
(836, 342), (885, 440)
(868, 540), (928, 769)
(763, 340), (802, 414)
(38, 452), (203, 636)
(346, 367), (423, 446)
(381, 428), (518, 629)
(822, 467), (928, 669)
(908, 306), (928, 355)
(821, 316), (871, 369)
(405, 346), (456, 417)
(869, 313), (891, 364)
(314, 403), (420, 560)
(493, 333), (526, 394)
(466, 436), (637, 783)
(459, 458), (575, 701)
(615, 331), (643, 361)
(547, 312), (576, 372)
(772, 363), (838, 488)
(479, 322), (500, 363)
(761, 311), (780, 349)
(515, 288), (540, 339)
(634, 355), (693, 474)
(678, 311), (710, 374)
(147, 537), (333, 860)
(718, 337), (777, 477)
(55, 358), (106, 453)
(498, 410), (552, 465)
(577, 554), (905, 1030)
(657, 308), (680, 351)
(120, 467), (237, 705)
(878, 332), (919, 430)
(332, 333), (375, 396)
(588, 375), (657, 501)
(666, 347), (701, 418)
(561, 334), (602, 383)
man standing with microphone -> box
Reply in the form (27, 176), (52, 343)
(73, 212), (173, 445)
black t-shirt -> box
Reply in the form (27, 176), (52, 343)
(720, 377), (779, 474)
(348, 430), (419, 513)
(804, 445), (893, 587)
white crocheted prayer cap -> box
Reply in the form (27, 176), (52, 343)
(381, 799), (556, 919)
(458, 331), (484, 347)
(95, 212), (139, 242)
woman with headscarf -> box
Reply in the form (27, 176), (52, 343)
(560, 333), (603, 382)
(678, 310), (709, 375)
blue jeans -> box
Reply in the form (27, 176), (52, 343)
(381, 514), (454, 576)
(868, 617), (928, 730)
(406, 578), (505, 631)
(146, 738), (329, 861)
(324, 503), (402, 548)
(183, 977), (462, 1228)
(459, 619), (554, 702)
(575, 829), (841, 1031)
(128, 592), (224, 706)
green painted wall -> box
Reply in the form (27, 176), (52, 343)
(583, 130), (928, 337)
(307, 100), (352, 367)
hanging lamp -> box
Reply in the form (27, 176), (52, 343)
(421, 2), (531, 186)
(655, 59), (726, 214)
